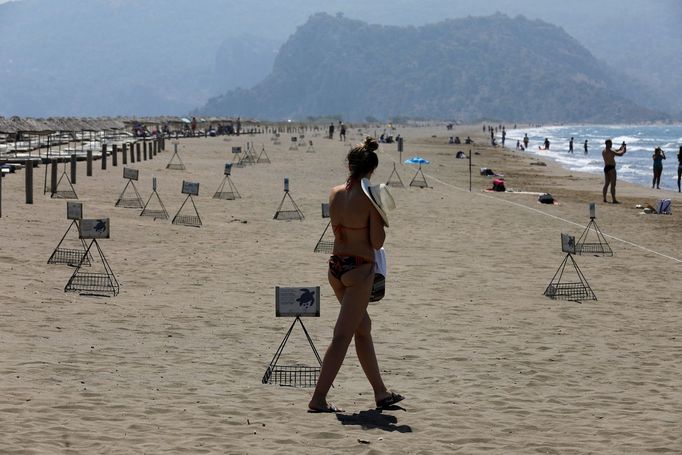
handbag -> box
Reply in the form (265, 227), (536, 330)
(370, 248), (386, 302)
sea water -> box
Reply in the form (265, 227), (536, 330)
(505, 125), (682, 191)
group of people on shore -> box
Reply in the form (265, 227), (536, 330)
(514, 132), (682, 197)
(601, 142), (682, 202)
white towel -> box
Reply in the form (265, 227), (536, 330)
(374, 247), (387, 276)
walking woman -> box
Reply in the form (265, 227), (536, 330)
(309, 137), (403, 413)
(652, 147), (666, 189)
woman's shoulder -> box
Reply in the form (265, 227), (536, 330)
(330, 183), (346, 195)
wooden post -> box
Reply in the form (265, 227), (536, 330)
(130, 143), (135, 163)
(70, 154), (77, 184)
(87, 151), (93, 176)
(101, 144), (107, 170)
(122, 143), (128, 165)
(136, 143), (141, 162)
(25, 160), (33, 204)
(143, 141), (147, 160)
(149, 140), (154, 160)
(51, 159), (58, 193)
(112, 144), (118, 167)
(468, 149), (472, 192)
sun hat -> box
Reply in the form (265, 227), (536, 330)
(361, 178), (395, 227)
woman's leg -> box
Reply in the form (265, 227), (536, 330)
(309, 265), (374, 410)
(354, 313), (394, 403)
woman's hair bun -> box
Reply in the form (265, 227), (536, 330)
(362, 137), (379, 152)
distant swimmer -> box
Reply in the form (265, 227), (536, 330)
(584, 139), (589, 154)
(569, 137), (574, 154)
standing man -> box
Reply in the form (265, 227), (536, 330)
(584, 139), (589, 154)
(602, 139), (626, 204)
(501, 128), (506, 146)
(339, 122), (346, 141)
(523, 133), (529, 150)
(329, 122), (335, 140)
(569, 137), (574, 153)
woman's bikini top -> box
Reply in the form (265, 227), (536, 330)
(332, 224), (368, 234)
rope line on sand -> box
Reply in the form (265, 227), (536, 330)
(387, 151), (682, 264)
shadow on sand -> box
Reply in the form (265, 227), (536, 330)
(336, 406), (412, 433)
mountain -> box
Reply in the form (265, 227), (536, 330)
(0, 0), (285, 116)
(0, 0), (678, 118)
(197, 13), (666, 123)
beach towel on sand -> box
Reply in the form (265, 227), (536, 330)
(655, 199), (672, 214)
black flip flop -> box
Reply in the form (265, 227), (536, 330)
(376, 392), (405, 409)
(308, 404), (344, 413)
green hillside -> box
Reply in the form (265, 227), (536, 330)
(199, 13), (665, 123)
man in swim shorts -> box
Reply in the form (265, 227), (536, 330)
(602, 139), (626, 203)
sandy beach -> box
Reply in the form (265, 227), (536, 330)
(1, 125), (681, 454)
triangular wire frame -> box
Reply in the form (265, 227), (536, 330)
(289, 139), (299, 151)
(386, 162), (406, 188)
(313, 220), (334, 253)
(238, 146), (256, 166)
(51, 170), (78, 199)
(140, 189), (169, 220)
(172, 194), (202, 227)
(213, 175), (241, 200)
(115, 179), (144, 208)
(65, 239), (119, 297)
(544, 253), (597, 302)
(306, 141), (315, 153)
(47, 219), (92, 267)
(166, 149), (186, 170)
(274, 192), (305, 221)
(262, 316), (323, 388)
(409, 164), (430, 188)
(256, 145), (271, 164)
(576, 219), (613, 256)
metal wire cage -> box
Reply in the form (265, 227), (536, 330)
(172, 194), (202, 227)
(64, 239), (119, 297)
(575, 219), (613, 256)
(47, 220), (92, 267)
(386, 163), (405, 188)
(262, 365), (321, 388)
(544, 253), (597, 301)
(115, 179), (143, 208)
(313, 220), (334, 254)
(262, 317), (322, 388)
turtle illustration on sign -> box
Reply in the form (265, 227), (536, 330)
(297, 289), (316, 308)
(94, 220), (107, 233)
